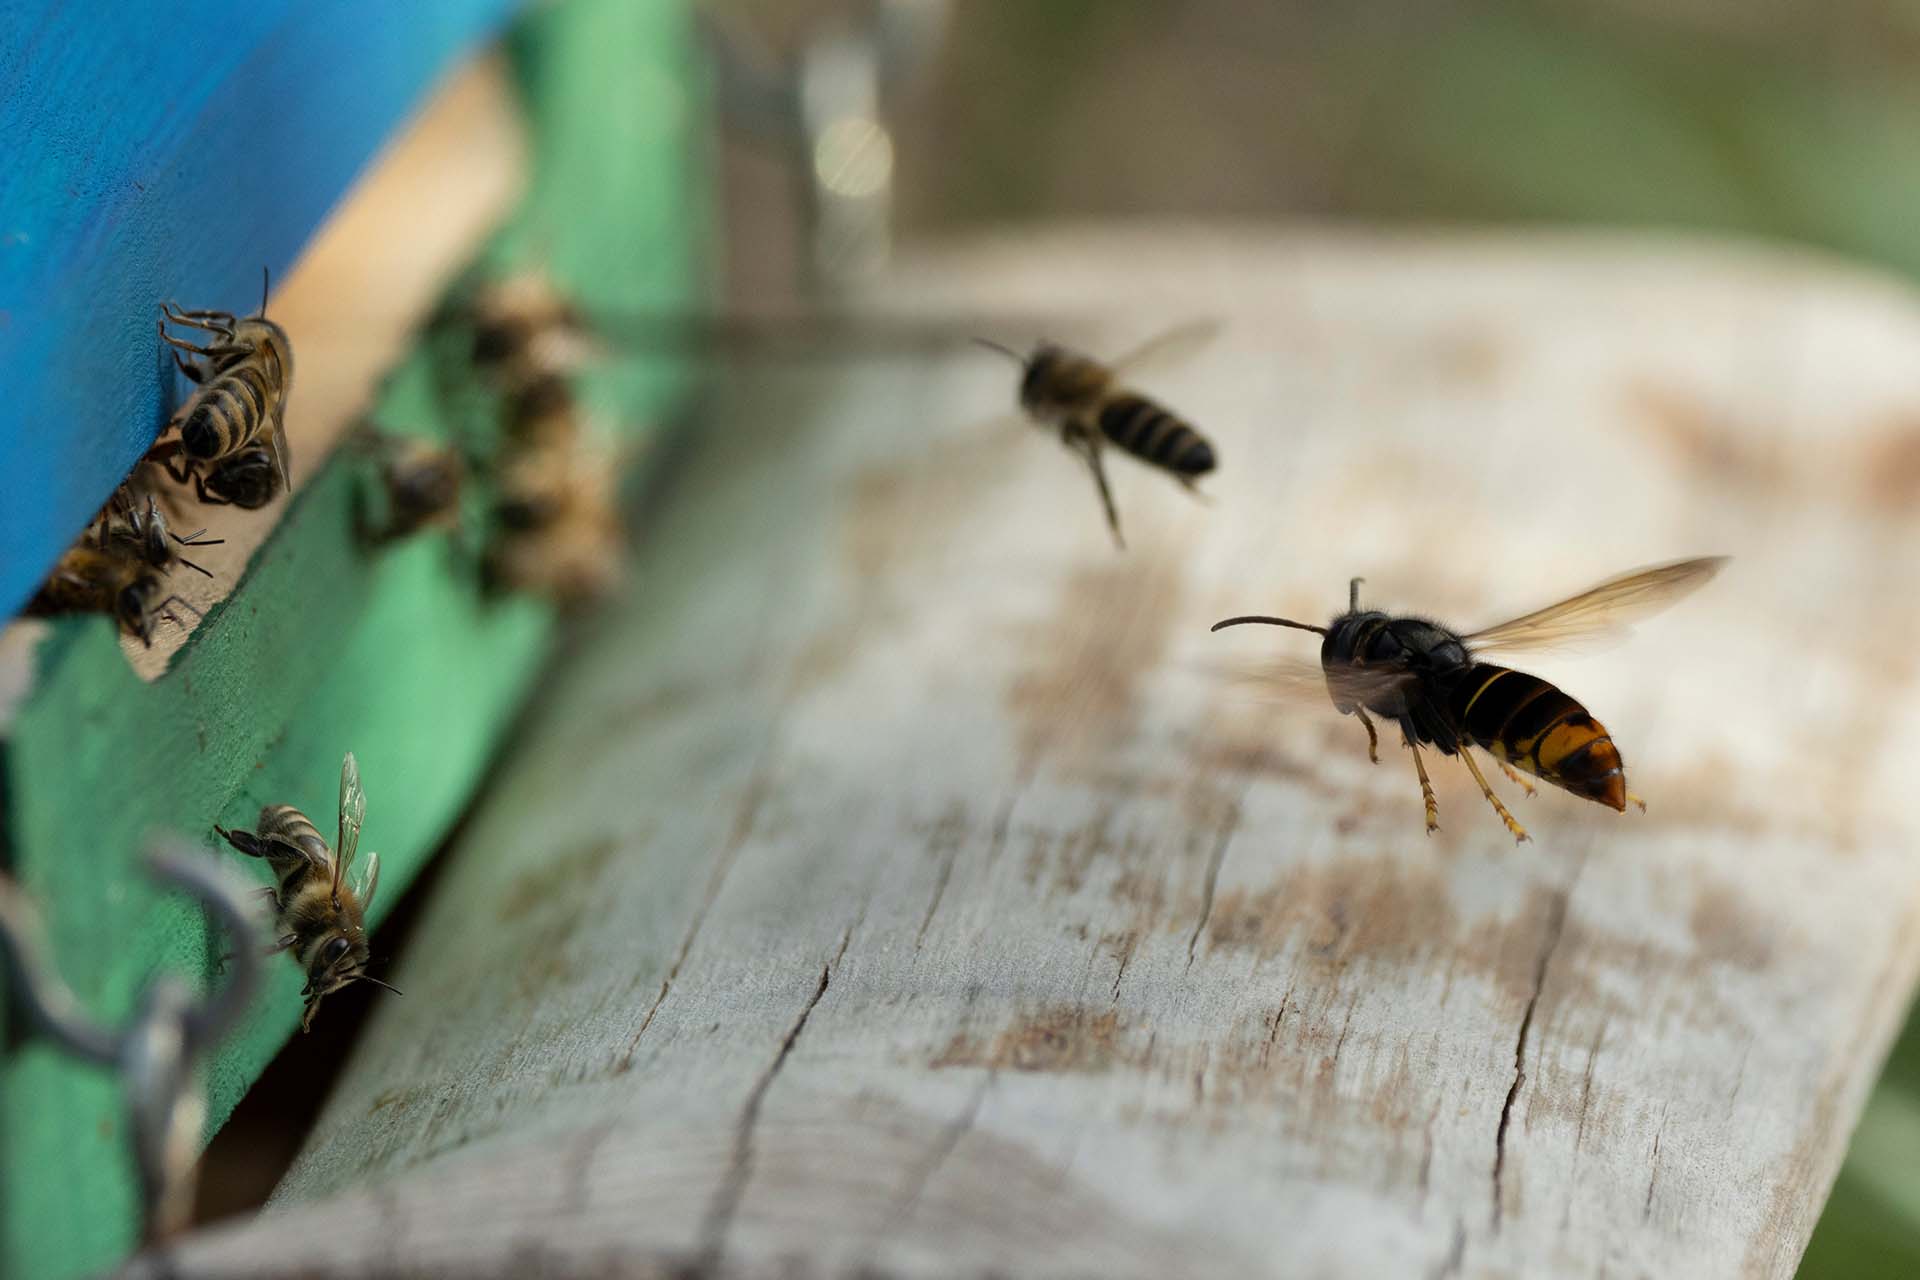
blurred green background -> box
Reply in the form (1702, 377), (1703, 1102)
(717, 1), (1920, 1272)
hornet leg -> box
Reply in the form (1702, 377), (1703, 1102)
(1355, 708), (1380, 764)
(1407, 738), (1439, 834)
(1493, 756), (1537, 798)
(1457, 747), (1530, 844)
(1626, 789), (1647, 813)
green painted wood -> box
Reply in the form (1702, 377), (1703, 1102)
(0, 1), (705, 1275)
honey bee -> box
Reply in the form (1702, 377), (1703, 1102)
(1211, 557), (1727, 842)
(353, 429), (466, 544)
(979, 323), (1220, 548)
(215, 752), (398, 1031)
(486, 438), (624, 604)
(25, 542), (199, 646)
(151, 269), (294, 509)
(92, 486), (223, 579)
(465, 271), (592, 393)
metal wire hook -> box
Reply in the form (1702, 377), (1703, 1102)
(0, 836), (265, 1244)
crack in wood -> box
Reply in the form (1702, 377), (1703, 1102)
(866, 1070), (996, 1259)
(614, 757), (777, 1074)
(918, 789), (1021, 950)
(1491, 885), (1570, 1232)
(695, 927), (851, 1269)
(1426, 1216), (1467, 1280)
(1574, 1016), (1607, 1155)
(1644, 1103), (1670, 1223)
(1109, 930), (1138, 1004)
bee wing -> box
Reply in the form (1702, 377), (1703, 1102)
(1106, 318), (1222, 379)
(358, 850), (381, 914)
(1464, 556), (1728, 657)
(334, 752), (366, 898)
(1207, 654), (1416, 711)
(268, 407), (293, 491)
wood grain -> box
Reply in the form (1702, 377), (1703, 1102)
(157, 229), (1920, 1277)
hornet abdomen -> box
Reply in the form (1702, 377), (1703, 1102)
(1449, 664), (1626, 811)
(1095, 394), (1216, 476)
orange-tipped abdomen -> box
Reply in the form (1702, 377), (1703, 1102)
(1450, 665), (1628, 811)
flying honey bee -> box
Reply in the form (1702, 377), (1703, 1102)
(978, 323), (1220, 548)
(215, 752), (398, 1031)
(1211, 557), (1727, 842)
(26, 541), (199, 646)
(150, 269), (294, 509)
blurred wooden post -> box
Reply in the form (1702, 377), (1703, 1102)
(158, 230), (1920, 1278)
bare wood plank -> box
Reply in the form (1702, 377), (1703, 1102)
(156, 230), (1920, 1278)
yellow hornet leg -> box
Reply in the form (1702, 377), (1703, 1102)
(1408, 741), (1439, 834)
(1627, 789), (1647, 813)
(1355, 708), (1381, 764)
(1494, 757), (1536, 798)
(1458, 748), (1530, 844)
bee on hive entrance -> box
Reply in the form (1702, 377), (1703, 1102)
(1210, 557), (1727, 842)
(463, 271), (593, 394)
(93, 486), (223, 579)
(26, 541), (200, 647)
(215, 752), (398, 1031)
(149, 268), (294, 509)
(978, 322), (1220, 549)
(351, 427), (467, 545)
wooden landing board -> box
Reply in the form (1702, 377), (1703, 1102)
(162, 230), (1920, 1278)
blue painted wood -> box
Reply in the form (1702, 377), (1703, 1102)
(0, 0), (523, 617)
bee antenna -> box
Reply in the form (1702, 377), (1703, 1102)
(176, 557), (214, 578)
(259, 265), (270, 317)
(360, 975), (403, 996)
(171, 529), (224, 548)
(1210, 615), (1328, 636)
(157, 594), (204, 621)
(971, 337), (1027, 366)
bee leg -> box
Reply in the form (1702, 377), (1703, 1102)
(159, 304), (238, 336)
(1407, 740), (1440, 834)
(1493, 757), (1537, 798)
(1355, 708), (1381, 764)
(215, 825), (267, 859)
(1075, 438), (1125, 550)
(169, 348), (207, 383)
(1175, 474), (1215, 505)
(1457, 748), (1530, 844)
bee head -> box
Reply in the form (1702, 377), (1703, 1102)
(114, 575), (163, 645)
(1016, 343), (1063, 413)
(234, 316), (294, 384)
(303, 931), (368, 995)
(472, 317), (528, 367)
(299, 931), (401, 1031)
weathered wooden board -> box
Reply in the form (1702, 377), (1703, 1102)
(159, 230), (1920, 1277)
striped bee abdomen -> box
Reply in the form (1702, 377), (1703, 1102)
(182, 362), (274, 461)
(1448, 664), (1627, 811)
(1096, 394), (1216, 475)
(257, 804), (330, 864)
